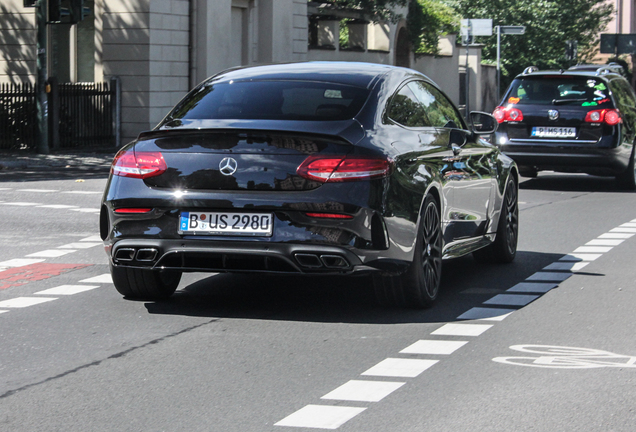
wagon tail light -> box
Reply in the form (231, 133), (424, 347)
(493, 106), (523, 123)
(111, 150), (167, 179)
(585, 109), (622, 126)
(296, 155), (391, 183)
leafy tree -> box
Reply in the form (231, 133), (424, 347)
(313, 0), (459, 55)
(408, 0), (459, 55)
(445, 0), (614, 86)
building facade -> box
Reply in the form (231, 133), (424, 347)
(2, 0), (490, 144)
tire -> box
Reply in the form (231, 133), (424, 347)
(110, 264), (181, 300)
(616, 146), (636, 190)
(374, 194), (443, 308)
(473, 176), (519, 263)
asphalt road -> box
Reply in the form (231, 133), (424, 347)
(0, 170), (635, 431)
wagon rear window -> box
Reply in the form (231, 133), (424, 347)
(506, 77), (613, 107)
(169, 80), (370, 121)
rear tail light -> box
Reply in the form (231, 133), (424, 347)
(493, 106), (524, 123)
(111, 150), (167, 179)
(305, 212), (354, 219)
(297, 155), (391, 183)
(585, 109), (622, 125)
(114, 208), (152, 214)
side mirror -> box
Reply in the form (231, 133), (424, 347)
(470, 111), (498, 134)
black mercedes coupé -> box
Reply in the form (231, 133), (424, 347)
(100, 62), (519, 308)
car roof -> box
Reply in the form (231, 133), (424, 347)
(206, 61), (400, 89)
(514, 65), (625, 81)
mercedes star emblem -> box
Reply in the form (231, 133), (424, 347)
(219, 157), (238, 176)
(548, 109), (559, 121)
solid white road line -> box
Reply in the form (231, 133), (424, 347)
(321, 380), (405, 402)
(0, 297), (57, 308)
(37, 204), (78, 209)
(400, 340), (468, 355)
(80, 235), (102, 242)
(34, 285), (100, 295)
(361, 358), (438, 378)
(275, 405), (366, 429)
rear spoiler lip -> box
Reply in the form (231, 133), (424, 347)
(137, 119), (365, 145)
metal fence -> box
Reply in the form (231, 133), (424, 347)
(0, 82), (37, 151)
(0, 79), (119, 151)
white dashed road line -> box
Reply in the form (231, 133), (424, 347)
(321, 380), (405, 403)
(275, 217), (636, 429)
(275, 405), (366, 430)
(26, 250), (77, 258)
(35, 285), (100, 295)
(361, 358), (438, 378)
(0, 297), (58, 308)
(400, 340), (468, 355)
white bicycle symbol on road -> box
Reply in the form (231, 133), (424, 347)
(493, 345), (636, 369)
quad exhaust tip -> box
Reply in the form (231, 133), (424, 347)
(295, 253), (349, 269)
(114, 247), (159, 263)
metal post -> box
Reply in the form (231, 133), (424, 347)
(496, 25), (501, 102)
(36, 0), (50, 154)
(465, 44), (470, 118)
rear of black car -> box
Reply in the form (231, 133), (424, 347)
(101, 74), (394, 285)
(493, 71), (636, 178)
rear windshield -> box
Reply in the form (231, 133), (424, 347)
(168, 80), (370, 121)
(505, 77), (613, 107)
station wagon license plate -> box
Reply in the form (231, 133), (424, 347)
(179, 212), (273, 236)
(531, 126), (576, 138)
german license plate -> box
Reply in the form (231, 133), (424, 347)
(531, 126), (576, 138)
(179, 212), (273, 236)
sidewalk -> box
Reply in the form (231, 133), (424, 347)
(0, 150), (116, 171)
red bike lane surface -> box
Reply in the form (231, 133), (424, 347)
(0, 263), (91, 290)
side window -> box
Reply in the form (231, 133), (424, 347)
(387, 84), (430, 127)
(408, 81), (464, 128)
(609, 79), (636, 110)
(609, 79), (636, 134)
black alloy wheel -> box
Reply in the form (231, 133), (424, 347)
(374, 194), (443, 308)
(474, 177), (519, 263)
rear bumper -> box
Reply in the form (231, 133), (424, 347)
(108, 238), (384, 275)
(495, 133), (631, 175)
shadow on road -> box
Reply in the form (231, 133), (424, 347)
(519, 172), (626, 193)
(0, 166), (111, 182)
(144, 250), (568, 325)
